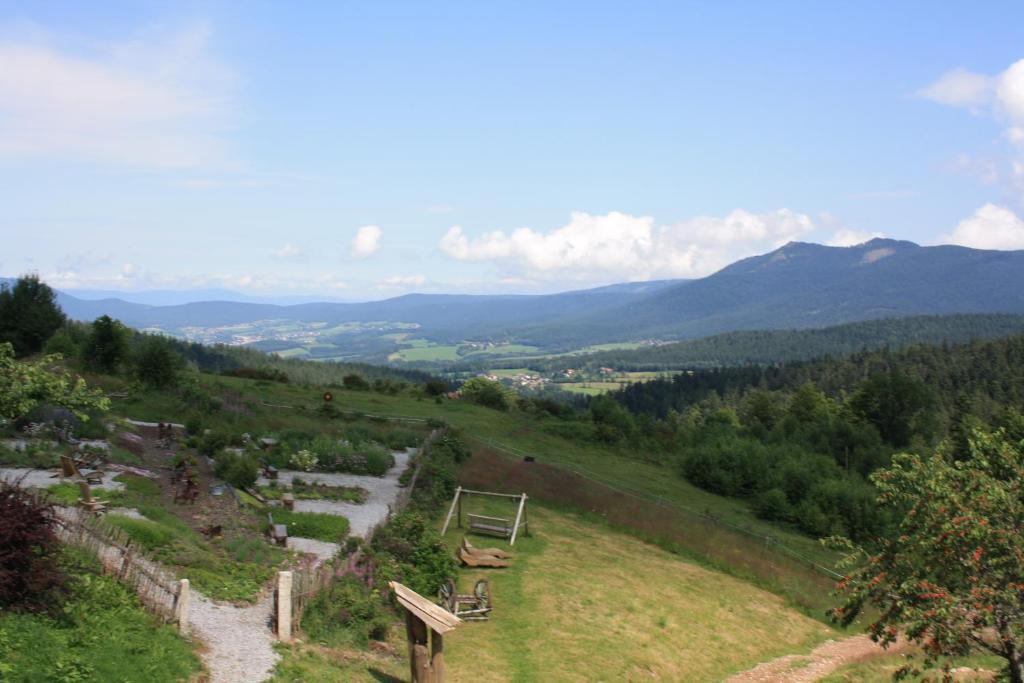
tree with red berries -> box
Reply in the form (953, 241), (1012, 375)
(832, 429), (1024, 682)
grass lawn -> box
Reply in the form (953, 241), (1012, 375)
(0, 549), (201, 683)
(270, 509), (350, 542)
(439, 502), (833, 682)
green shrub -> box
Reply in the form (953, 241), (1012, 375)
(214, 452), (259, 490)
(362, 444), (394, 476)
(74, 413), (109, 439)
(133, 336), (184, 389)
(371, 512), (454, 596)
(301, 575), (389, 645)
(752, 487), (791, 522)
(382, 428), (419, 450)
(196, 430), (229, 457)
(342, 374), (370, 391)
(460, 377), (512, 411)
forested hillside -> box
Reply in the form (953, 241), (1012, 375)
(611, 332), (1024, 421)
(512, 314), (1024, 372)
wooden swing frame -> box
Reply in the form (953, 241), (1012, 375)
(440, 486), (530, 545)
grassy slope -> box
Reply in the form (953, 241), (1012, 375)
(109, 374), (840, 605)
(441, 504), (832, 682)
(0, 550), (201, 683)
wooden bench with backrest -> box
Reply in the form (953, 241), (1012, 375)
(77, 481), (108, 514)
(467, 513), (515, 538)
(59, 454), (105, 485)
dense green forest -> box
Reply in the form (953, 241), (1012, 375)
(610, 333), (1024, 421)
(496, 333), (1024, 544)
(452, 314), (1024, 374)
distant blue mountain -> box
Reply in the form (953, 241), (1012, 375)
(6, 239), (1024, 349)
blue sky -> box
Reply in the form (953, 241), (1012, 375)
(2, 1), (1024, 299)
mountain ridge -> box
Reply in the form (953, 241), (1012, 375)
(5, 240), (1024, 351)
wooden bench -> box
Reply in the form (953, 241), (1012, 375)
(467, 513), (515, 538)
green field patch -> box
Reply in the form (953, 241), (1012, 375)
(393, 344), (461, 361)
(271, 510), (350, 542)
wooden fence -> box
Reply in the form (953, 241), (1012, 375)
(54, 507), (189, 631)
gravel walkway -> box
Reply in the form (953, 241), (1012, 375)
(0, 467), (125, 491)
(725, 634), (912, 682)
(287, 537), (340, 562)
(189, 591), (279, 683)
(106, 507), (147, 520)
(258, 448), (414, 538)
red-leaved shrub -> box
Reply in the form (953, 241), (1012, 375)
(0, 480), (69, 613)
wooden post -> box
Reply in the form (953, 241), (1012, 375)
(509, 494), (527, 545)
(391, 581), (460, 683)
(277, 571), (293, 642)
(431, 630), (445, 681)
(440, 486), (461, 536)
(176, 579), (190, 636)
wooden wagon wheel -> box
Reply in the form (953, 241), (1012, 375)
(437, 579), (456, 613)
(473, 579), (491, 610)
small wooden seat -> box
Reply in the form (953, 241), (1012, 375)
(281, 492), (294, 510)
(76, 481), (108, 514)
(268, 513), (288, 546)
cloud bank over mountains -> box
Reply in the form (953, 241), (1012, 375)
(440, 209), (816, 283)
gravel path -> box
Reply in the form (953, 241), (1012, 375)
(287, 537), (340, 562)
(106, 507), (147, 520)
(188, 591), (279, 683)
(0, 467), (124, 491)
(258, 448), (414, 538)
(725, 634), (911, 682)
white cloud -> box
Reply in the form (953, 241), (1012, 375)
(922, 58), (1024, 198)
(0, 24), (232, 167)
(997, 60), (1024, 123)
(378, 274), (426, 287)
(827, 229), (887, 247)
(941, 203), (1024, 250)
(440, 209), (815, 282)
(271, 243), (305, 261)
(351, 225), (382, 258)
(917, 67), (993, 109)
(44, 268), (349, 293)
